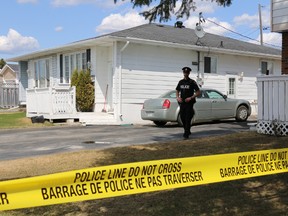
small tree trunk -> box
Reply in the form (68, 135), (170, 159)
(282, 32), (288, 74)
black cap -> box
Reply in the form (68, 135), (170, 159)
(182, 67), (191, 73)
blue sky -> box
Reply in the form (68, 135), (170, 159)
(0, 0), (282, 61)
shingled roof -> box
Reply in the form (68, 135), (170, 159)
(109, 23), (281, 56)
(8, 23), (281, 62)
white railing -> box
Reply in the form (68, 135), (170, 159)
(26, 86), (77, 119)
(257, 75), (288, 136)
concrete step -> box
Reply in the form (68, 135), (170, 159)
(79, 112), (118, 126)
(247, 122), (257, 131)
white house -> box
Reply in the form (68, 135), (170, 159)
(8, 23), (281, 125)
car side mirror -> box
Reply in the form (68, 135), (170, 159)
(223, 95), (227, 100)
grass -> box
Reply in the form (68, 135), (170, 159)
(0, 111), (52, 129)
(1, 130), (288, 216)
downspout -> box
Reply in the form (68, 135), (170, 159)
(119, 41), (130, 120)
(197, 51), (200, 78)
(196, 51), (204, 86)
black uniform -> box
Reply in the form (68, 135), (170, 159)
(176, 78), (200, 137)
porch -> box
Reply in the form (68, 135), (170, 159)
(257, 75), (288, 136)
(26, 86), (118, 125)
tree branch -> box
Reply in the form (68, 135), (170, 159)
(114, 0), (232, 23)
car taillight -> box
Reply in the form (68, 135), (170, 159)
(162, 99), (171, 109)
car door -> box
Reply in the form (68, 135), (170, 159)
(193, 90), (212, 122)
(206, 90), (234, 119)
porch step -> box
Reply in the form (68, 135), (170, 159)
(79, 112), (118, 126)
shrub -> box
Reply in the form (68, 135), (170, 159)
(71, 69), (94, 112)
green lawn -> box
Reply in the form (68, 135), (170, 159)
(0, 111), (52, 129)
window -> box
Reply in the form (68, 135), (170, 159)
(228, 78), (235, 95)
(204, 56), (217, 73)
(61, 51), (87, 84)
(261, 61), (273, 75)
(34, 59), (50, 88)
(206, 90), (224, 99)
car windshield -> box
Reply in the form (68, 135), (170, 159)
(159, 91), (176, 98)
(206, 90), (224, 99)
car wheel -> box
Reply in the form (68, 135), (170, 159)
(153, 121), (167, 127)
(236, 105), (248, 121)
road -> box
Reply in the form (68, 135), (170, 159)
(0, 119), (256, 161)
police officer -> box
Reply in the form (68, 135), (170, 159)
(176, 67), (201, 139)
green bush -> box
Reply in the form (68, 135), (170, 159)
(71, 69), (94, 112)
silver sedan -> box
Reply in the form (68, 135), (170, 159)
(141, 88), (251, 126)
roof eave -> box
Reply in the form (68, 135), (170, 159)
(110, 36), (281, 60)
(7, 36), (113, 62)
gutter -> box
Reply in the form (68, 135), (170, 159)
(109, 36), (281, 60)
(7, 36), (113, 62)
(118, 41), (130, 120)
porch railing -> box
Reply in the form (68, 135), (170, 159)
(26, 86), (77, 119)
(257, 75), (288, 136)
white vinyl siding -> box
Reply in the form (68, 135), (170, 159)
(118, 43), (197, 104)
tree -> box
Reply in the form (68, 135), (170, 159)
(114, 0), (232, 22)
(0, 58), (6, 69)
(71, 69), (95, 112)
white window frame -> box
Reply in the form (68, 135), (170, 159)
(204, 56), (218, 73)
(34, 58), (51, 88)
(260, 60), (274, 75)
(61, 51), (87, 84)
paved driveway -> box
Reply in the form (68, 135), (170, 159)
(0, 119), (255, 161)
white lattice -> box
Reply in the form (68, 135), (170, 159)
(257, 120), (288, 136)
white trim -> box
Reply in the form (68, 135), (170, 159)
(110, 36), (281, 60)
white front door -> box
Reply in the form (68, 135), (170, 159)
(227, 77), (236, 99)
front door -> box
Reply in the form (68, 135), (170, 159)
(227, 77), (236, 99)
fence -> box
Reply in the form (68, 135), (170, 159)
(257, 75), (288, 136)
(0, 81), (19, 108)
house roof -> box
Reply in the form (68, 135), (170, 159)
(8, 23), (281, 62)
(7, 63), (19, 72)
(110, 23), (281, 56)
(0, 63), (19, 81)
(0, 64), (19, 75)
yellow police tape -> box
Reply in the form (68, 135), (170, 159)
(1, 148), (288, 211)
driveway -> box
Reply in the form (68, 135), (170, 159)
(0, 119), (256, 161)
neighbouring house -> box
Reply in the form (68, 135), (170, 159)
(0, 64), (19, 108)
(0, 63), (19, 83)
(256, 0), (288, 136)
(7, 23), (281, 125)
